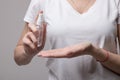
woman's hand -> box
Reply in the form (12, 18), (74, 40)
(23, 12), (46, 57)
(38, 42), (94, 58)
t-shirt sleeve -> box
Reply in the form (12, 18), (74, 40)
(117, 0), (120, 24)
(24, 0), (41, 23)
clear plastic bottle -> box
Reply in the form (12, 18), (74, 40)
(36, 12), (45, 47)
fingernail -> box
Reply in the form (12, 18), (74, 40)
(37, 54), (42, 57)
(37, 52), (44, 57)
(39, 11), (43, 14)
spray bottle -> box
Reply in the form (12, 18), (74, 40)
(36, 11), (45, 47)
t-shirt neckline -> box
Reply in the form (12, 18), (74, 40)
(64, 0), (98, 17)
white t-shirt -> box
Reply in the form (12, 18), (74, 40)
(24, 0), (120, 80)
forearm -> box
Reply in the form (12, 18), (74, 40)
(91, 46), (120, 74)
(14, 45), (34, 66)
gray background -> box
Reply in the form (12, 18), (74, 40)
(0, 0), (48, 80)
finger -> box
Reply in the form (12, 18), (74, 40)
(23, 42), (37, 56)
(37, 51), (59, 58)
(28, 23), (37, 33)
(37, 48), (69, 58)
(27, 32), (37, 44)
(23, 33), (36, 49)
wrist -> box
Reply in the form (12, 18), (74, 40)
(91, 47), (110, 63)
(87, 44), (97, 55)
(90, 45), (98, 55)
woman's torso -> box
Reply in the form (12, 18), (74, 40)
(35, 0), (120, 80)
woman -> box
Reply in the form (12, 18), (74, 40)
(14, 0), (120, 80)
